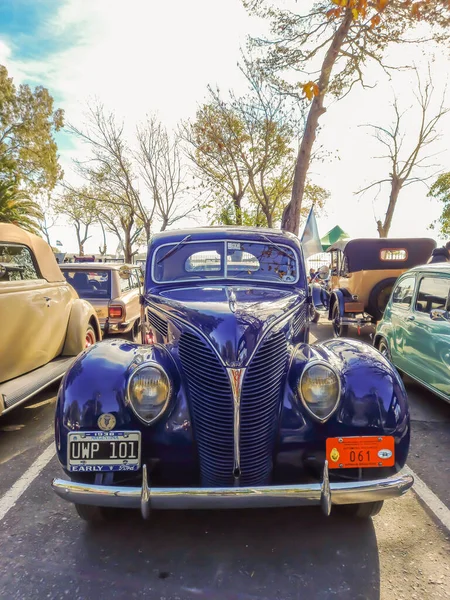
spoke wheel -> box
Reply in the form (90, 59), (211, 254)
(84, 325), (96, 348)
(332, 303), (348, 338)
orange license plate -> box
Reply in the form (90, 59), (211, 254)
(326, 436), (395, 469)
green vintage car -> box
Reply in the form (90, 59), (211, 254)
(374, 263), (450, 403)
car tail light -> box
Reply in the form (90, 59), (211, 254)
(109, 305), (124, 319)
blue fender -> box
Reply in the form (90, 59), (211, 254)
(328, 289), (347, 320)
(310, 283), (329, 311)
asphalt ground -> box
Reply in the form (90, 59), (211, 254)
(0, 320), (449, 600)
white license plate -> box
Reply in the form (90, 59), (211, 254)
(67, 431), (141, 473)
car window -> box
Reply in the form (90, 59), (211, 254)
(391, 276), (416, 308)
(120, 275), (131, 292)
(128, 270), (140, 289)
(415, 276), (450, 314)
(154, 240), (298, 284)
(0, 244), (39, 281)
(63, 269), (111, 298)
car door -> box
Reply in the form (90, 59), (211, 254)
(407, 274), (450, 397)
(388, 275), (417, 373)
(0, 243), (56, 382)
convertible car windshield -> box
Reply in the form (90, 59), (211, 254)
(153, 241), (299, 284)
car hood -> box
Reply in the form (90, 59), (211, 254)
(146, 285), (305, 367)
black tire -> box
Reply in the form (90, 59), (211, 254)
(377, 338), (391, 361)
(336, 501), (384, 519)
(126, 319), (140, 342)
(332, 303), (348, 337)
(309, 304), (320, 323)
(368, 278), (397, 321)
(75, 503), (114, 523)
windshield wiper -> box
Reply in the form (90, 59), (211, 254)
(258, 233), (292, 259)
(157, 235), (191, 265)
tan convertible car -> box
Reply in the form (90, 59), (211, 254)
(0, 224), (101, 414)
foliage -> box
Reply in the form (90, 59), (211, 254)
(183, 62), (316, 227)
(428, 172), (450, 237)
(0, 65), (64, 195)
(0, 180), (43, 233)
(54, 187), (99, 255)
(244, 0), (450, 234)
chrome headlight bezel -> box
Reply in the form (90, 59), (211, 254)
(298, 360), (341, 423)
(126, 361), (172, 425)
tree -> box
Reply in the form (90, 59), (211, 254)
(0, 180), (43, 233)
(0, 64), (64, 194)
(136, 116), (194, 231)
(357, 75), (448, 237)
(244, 0), (450, 234)
(54, 187), (99, 255)
(183, 65), (307, 227)
(428, 172), (450, 237)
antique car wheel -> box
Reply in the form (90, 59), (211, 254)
(75, 503), (115, 523)
(336, 500), (384, 519)
(332, 303), (348, 337)
(309, 303), (320, 323)
(368, 278), (397, 321)
(377, 338), (391, 361)
(85, 325), (96, 348)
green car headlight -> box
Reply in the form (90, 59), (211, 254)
(127, 363), (171, 424)
(298, 362), (341, 422)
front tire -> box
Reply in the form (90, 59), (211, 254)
(332, 303), (348, 337)
(75, 503), (114, 523)
(336, 501), (384, 519)
(309, 304), (320, 323)
(84, 324), (96, 348)
(377, 338), (391, 361)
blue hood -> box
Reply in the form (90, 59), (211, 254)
(146, 285), (305, 367)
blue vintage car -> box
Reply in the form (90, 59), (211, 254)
(52, 227), (413, 522)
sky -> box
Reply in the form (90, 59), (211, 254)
(1, 0), (449, 254)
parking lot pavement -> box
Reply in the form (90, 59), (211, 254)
(0, 324), (449, 599)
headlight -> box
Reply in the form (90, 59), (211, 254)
(127, 363), (171, 424)
(298, 362), (341, 422)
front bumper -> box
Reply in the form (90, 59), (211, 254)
(52, 462), (414, 518)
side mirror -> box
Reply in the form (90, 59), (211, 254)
(118, 265), (132, 280)
(430, 308), (450, 322)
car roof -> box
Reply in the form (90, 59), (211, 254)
(407, 262), (450, 274)
(150, 226), (301, 249)
(0, 223), (65, 283)
(60, 263), (136, 270)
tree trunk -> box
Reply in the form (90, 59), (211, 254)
(232, 193), (243, 225)
(377, 179), (402, 238)
(75, 225), (84, 255)
(160, 216), (169, 232)
(282, 10), (353, 235)
(99, 220), (107, 256)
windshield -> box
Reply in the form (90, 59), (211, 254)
(153, 240), (299, 284)
(63, 269), (111, 299)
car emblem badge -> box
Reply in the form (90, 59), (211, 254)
(330, 447), (340, 463)
(98, 413), (116, 431)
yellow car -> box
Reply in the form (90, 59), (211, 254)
(0, 224), (101, 414)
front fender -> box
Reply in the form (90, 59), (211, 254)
(282, 338), (410, 473)
(327, 289), (347, 320)
(62, 299), (102, 356)
(55, 340), (197, 478)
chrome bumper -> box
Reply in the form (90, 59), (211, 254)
(52, 463), (414, 518)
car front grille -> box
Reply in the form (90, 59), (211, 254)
(147, 308), (168, 338)
(178, 328), (288, 487)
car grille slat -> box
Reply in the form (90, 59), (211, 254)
(179, 328), (288, 488)
(147, 309), (168, 338)
(292, 306), (307, 338)
(240, 330), (288, 486)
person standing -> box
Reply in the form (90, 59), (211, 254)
(428, 241), (450, 264)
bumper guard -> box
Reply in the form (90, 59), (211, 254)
(52, 462), (414, 518)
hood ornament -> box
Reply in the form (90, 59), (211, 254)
(226, 288), (237, 313)
(227, 367), (246, 484)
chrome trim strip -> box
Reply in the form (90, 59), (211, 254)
(52, 472), (414, 513)
(227, 368), (246, 481)
(151, 238), (300, 286)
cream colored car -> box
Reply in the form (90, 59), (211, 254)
(0, 224), (101, 414)
(60, 263), (143, 340)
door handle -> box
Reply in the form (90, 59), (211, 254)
(44, 296), (51, 302)
(406, 315), (415, 321)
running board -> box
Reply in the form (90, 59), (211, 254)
(0, 357), (75, 414)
